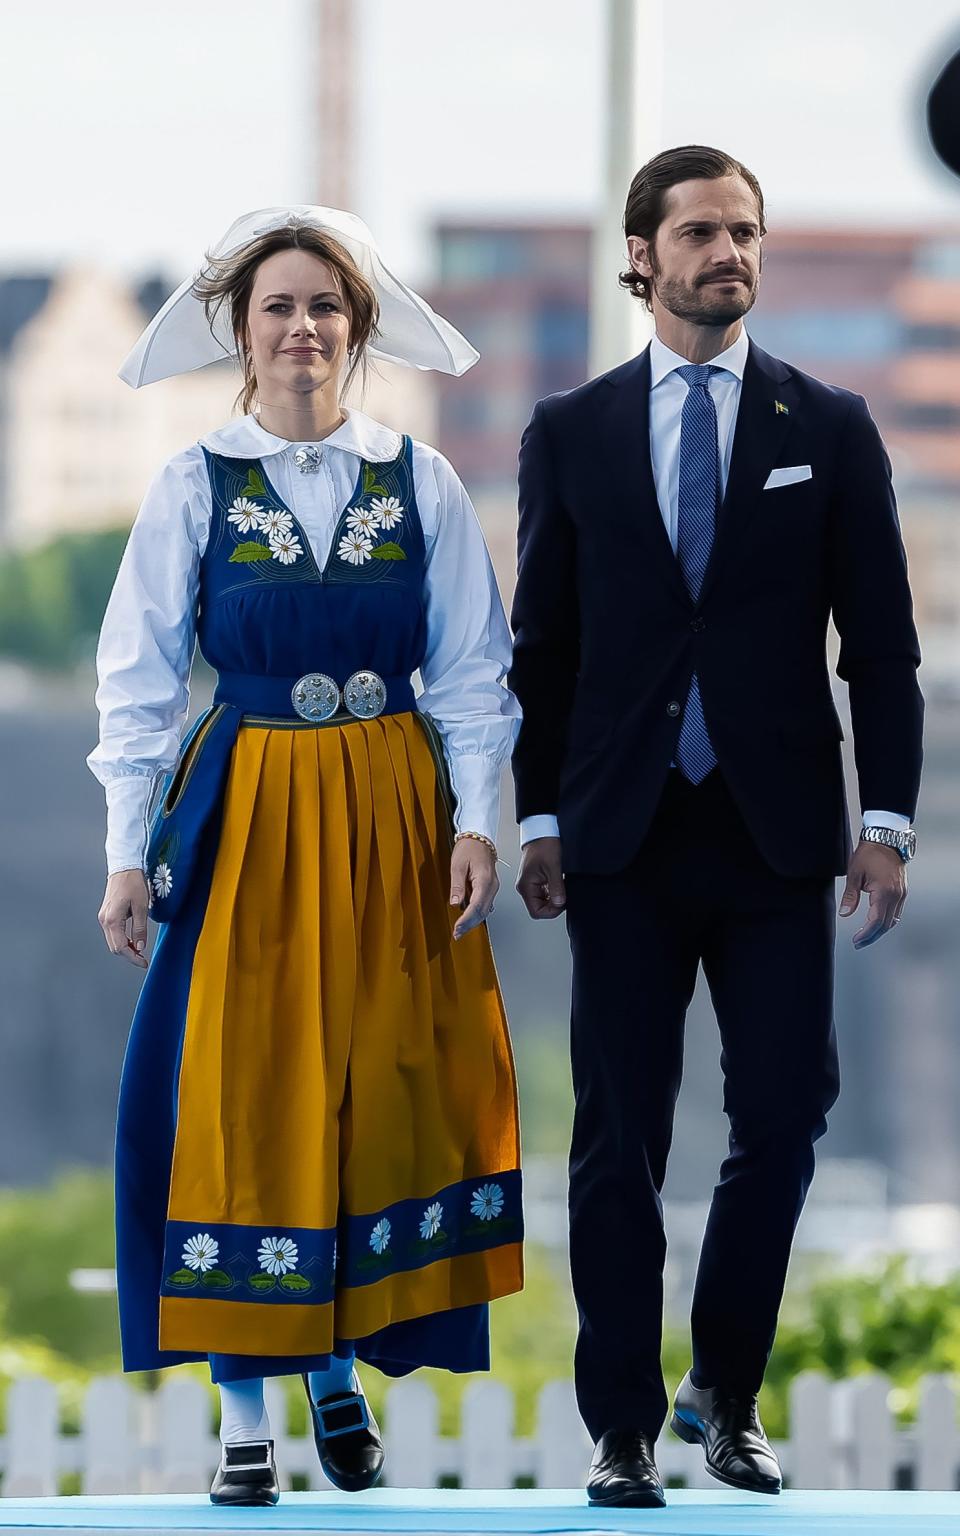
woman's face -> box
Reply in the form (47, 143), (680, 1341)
(244, 248), (353, 403)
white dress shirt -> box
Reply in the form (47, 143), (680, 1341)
(519, 329), (908, 846)
(87, 409), (520, 874)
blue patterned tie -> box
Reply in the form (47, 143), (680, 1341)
(675, 364), (720, 783)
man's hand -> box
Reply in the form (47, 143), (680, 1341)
(99, 869), (151, 969)
(516, 836), (566, 919)
(839, 841), (907, 949)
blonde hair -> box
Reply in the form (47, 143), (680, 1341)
(192, 225), (381, 414)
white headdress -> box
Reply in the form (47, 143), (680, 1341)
(119, 205), (479, 387)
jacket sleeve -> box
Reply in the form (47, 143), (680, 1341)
(508, 399), (580, 823)
(829, 394), (923, 821)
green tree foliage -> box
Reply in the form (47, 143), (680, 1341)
(0, 527), (129, 670)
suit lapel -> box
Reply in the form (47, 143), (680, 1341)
(599, 348), (690, 606)
(699, 341), (797, 602)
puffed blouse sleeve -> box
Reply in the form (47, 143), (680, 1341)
(414, 445), (521, 847)
(85, 447), (210, 875)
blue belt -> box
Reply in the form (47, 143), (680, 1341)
(214, 669), (416, 723)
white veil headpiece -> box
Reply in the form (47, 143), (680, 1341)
(119, 205), (479, 387)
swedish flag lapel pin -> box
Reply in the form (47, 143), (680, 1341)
(775, 400), (789, 415)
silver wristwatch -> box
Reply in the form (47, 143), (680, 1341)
(859, 824), (917, 862)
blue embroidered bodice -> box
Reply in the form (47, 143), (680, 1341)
(196, 435), (427, 687)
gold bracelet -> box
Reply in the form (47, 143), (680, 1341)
(454, 830), (498, 857)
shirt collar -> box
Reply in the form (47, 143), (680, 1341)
(201, 408), (403, 464)
(649, 327), (749, 389)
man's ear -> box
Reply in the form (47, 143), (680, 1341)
(626, 234), (653, 278)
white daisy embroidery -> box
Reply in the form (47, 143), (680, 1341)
(227, 497), (264, 534)
(257, 1235), (299, 1275)
(369, 1218), (391, 1255)
(419, 1202), (443, 1241)
(345, 506), (380, 538)
(470, 1183), (505, 1222)
(258, 507), (294, 539)
(370, 496), (404, 530)
(338, 530), (374, 566)
(268, 529), (303, 565)
(182, 1232), (219, 1272)
(151, 862), (173, 899)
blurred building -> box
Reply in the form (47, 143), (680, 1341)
(1, 270), (237, 549)
(428, 222), (591, 595)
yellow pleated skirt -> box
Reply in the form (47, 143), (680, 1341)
(158, 711), (522, 1358)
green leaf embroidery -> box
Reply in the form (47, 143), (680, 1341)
(165, 1268), (198, 1288)
(248, 1272), (277, 1293)
(279, 1272), (312, 1293)
(370, 542), (406, 561)
(229, 541), (273, 563)
(242, 469), (267, 498)
(200, 1268), (233, 1289)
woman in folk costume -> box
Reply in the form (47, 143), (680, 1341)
(88, 207), (523, 1506)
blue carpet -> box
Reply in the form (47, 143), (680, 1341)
(0, 1489), (958, 1534)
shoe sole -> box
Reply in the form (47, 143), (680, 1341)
(587, 1489), (666, 1509)
(669, 1413), (781, 1496)
(210, 1490), (280, 1507)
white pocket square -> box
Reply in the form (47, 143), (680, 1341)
(764, 465), (812, 489)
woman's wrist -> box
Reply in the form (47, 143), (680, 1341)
(454, 830), (498, 857)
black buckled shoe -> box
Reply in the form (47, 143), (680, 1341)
(671, 1371), (782, 1494)
(586, 1428), (666, 1508)
(303, 1371), (385, 1492)
(210, 1439), (280, 1506)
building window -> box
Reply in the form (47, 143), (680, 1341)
(748, 309), (901, 360)
(903, 323), (960, 351)
(896, 402), (960, 431)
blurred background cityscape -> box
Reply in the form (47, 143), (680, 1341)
(1, 0), (960, 1444)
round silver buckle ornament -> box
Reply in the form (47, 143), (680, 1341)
(343, 669), (387, 719)
(291, 672), (340, 722)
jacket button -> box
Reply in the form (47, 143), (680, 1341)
(667, 700), (681, 717)
(690, 617), (706, 632)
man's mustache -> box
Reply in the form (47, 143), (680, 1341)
(698, 270), (752, 286)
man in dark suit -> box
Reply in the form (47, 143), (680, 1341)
(509, 145), (923, 1509)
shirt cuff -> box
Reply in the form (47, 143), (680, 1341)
(104, 773), (156, 875)
(519, 814), (561, 845)
(448, 753), (505, 847)
(862, 809), (912, 832)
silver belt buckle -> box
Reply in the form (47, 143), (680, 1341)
(343, 669), (387, 719)
(291, 672), (340, 722)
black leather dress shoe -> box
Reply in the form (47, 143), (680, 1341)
(209, 1439), (280, 1506)
(303, 1371), (385, 1492)
(586, 1428), (666, 1508)
(671, 1371), (781, 1494)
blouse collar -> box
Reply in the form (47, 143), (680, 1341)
(201, 409), (403, 464)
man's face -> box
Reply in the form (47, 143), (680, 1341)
(628, 175), (762, 325)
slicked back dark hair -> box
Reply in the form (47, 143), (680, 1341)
(620, 145), (766, 310)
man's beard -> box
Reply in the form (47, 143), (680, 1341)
(653, 267), (759, 326)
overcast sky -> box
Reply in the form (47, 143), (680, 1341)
(4, 0), (960, 286)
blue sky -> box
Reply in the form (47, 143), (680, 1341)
(5, 0), (960, 284)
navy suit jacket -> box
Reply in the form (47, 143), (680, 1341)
(508, 340), (924, 878)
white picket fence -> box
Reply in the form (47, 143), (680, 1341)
(1, 1372), (958, 1496)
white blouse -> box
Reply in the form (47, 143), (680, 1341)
(87, 409), (520, 875)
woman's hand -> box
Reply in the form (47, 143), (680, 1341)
(449, 836), (499, 941)
(99, 869), (151, 969)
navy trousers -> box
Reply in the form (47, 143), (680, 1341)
(564, 769), (840, 1439)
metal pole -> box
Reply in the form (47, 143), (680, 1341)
(589, 0), (663, 377)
